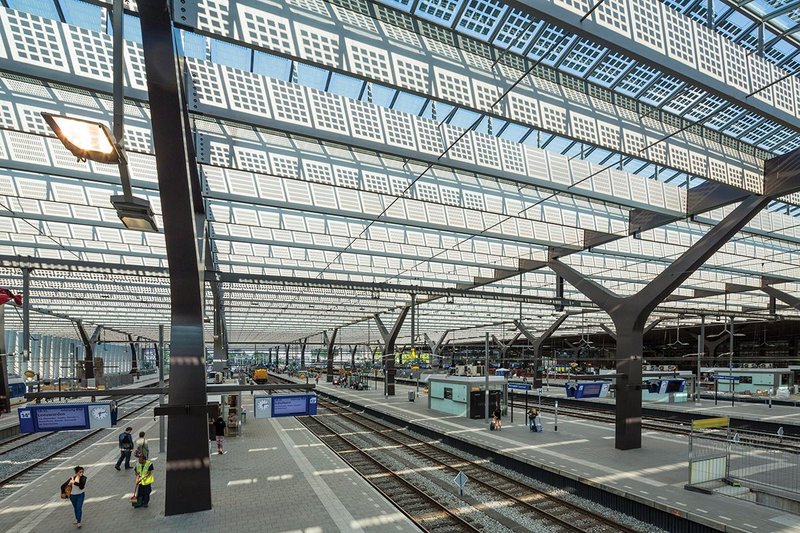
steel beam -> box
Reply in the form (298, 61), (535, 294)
(300, 337), (307, 368)
(506, 0), (799, 132)
(761, 284), (800, 311)
(326, 328), (339, 383)
(138, 0), (210, 515)
(549, 192), (774, 450)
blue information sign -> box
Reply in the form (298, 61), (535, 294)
(18, 402), (117, 433)
(273, 395), (310, 416)
(36, 406), (88, 430)
(714, 375), (740, 382)
(508, 383), (532, 391)
(254, 393), (318, 419)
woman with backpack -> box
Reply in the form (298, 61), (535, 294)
(134, 431), (149, 460)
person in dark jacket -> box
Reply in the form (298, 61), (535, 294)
(68, 466), (87, 528)
(115, 427), (134, 470)
(493, 404), (503, 431)
(214, 416), (226, 454)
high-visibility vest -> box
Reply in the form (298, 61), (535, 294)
(135, 461), (154, 486)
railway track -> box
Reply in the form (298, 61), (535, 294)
(302, 398), (641, 533)
(299, 415), (479, 532)
(0, 395), (159, 500)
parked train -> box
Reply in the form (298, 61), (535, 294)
(7, 374), (26, 405)
(252, 367), (269, 384)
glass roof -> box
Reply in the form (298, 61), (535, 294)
(0, 0), (797, 350)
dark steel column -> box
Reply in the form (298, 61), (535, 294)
(127, 334), (138, 375)
(374, 307), (410, 396)
(350, 344), (357, 369)
(515, 314), (568, 386)
(326, 329), (338, 382)
(22, 268), (30, 363)
(300, 338), (307, 368)
(0, 307), (10, 414)
(550, 193), (774, 450)
(76, 323), (101, 382)
(285, 344), (290, 366)
(138, 0), (210, 515)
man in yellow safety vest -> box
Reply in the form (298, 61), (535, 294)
(132, 455), (154, 508)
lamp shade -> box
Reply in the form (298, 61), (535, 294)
(41, 112), (119, 164)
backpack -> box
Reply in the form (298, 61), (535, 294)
(134, 438), (148, 459)
(119, 432), (133, 450)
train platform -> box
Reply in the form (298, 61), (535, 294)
(0, 374), (169, 437)
(392, 375), (800, 429)
(292, 374), (799, 533)
(0, 399), (420, 533)
(522, 384), (800, 428)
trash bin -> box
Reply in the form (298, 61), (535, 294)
(408, 390), (415, 402)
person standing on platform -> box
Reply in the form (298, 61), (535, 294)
(66, 466), (87, 528)
(315, 374), (320, 385)
(133, 431), (149, 460)
(214, 416), (226, 454)
(115, 427), (134, 471)
(132, 456), (154, 508)
(493, 403), (503, 431)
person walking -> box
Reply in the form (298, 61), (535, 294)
(528, 407), (539, 432)
(493, 404), (503, 431)
(134, 431), (149, 460)
(214, 416), (226, 454)
(115, 427), (134, 471)
(66, 466), (87, 528)
(132, 455), (154, 508)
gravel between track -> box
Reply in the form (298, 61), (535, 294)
(328, 406), (668, 533)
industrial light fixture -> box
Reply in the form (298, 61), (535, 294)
(41, 113), (119, 164)
(42, 112), (158, 233)
(110, 195), (158, 232)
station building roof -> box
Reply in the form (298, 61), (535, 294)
(0, 0), (799, 348)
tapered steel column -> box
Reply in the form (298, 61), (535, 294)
(551, 193), (774, 450)
(22, 268), (30, 363)
(300, 338), (307, 368)
(350, 345), (357, 369)
(138, 0), (210, 515)
(697, 315), (704, 401)
(374, 307), (410, 396)
(285, 344), (290, 366)
(326, 329), (338, 382)
(515, 314), (568, 386)
(0, 307), (10, 414)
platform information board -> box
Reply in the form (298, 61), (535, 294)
(36, 406), (87, 430)
(18, 402), (116, 433)
(508, 383), (532, 391)
(254, 393), (318, 419)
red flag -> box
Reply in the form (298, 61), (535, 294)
(0, 288), (21, 306)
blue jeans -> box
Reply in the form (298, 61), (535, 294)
(69, 492), (85, 523)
